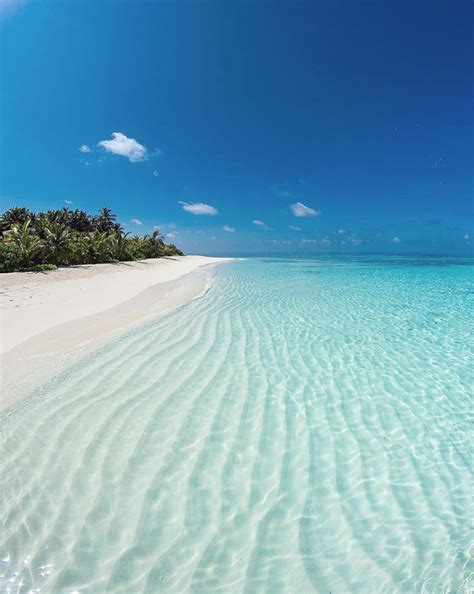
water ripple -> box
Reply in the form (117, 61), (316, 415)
(1, 257), (472, 593)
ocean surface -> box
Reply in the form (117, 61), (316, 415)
(1, 255), (472, 594)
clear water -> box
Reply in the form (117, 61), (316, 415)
(1, 255), (473, 594)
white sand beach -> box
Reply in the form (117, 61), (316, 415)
(0, 255), (231, 405)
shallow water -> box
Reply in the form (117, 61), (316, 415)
(1, 256), (473, 593)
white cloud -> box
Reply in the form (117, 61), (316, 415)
(271, 187), (293, 198)
(167, 232), (176, 238)
(392, 236), (401, 244)
(64, 200), (73, 205)
(153, 170), (159, 177)
(464, 233), (470, 240)
(337, 229), (345, 235)
(253, 219), (269, 230)
(98, 132), (147, 162)
(131, 218), (143, 225)
(290, 202), (320, 217)
(301, 238), (318, 244)
(179, 201), (218, 215)
(289, 225), (301, 231)
(222, 225), (235, 233)
(320, 238), (332, 246)
(79, 144), (91, 153)
(350, 238), (362, 246)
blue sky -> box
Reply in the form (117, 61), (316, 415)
(1, 0), (472, 255)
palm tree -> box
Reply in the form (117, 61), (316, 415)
(32, 213), (50, 239)
(44, 210), (62, 224)
(8, 220), (43, 267)
(0, 206), (184, 271)
(144, 229), (165, 257)
(43, 223), (72, 265)
(69, 209), (93, 232)
(112, 229), (131, 260)
(164, 243), (183, 256)
(0, 207), (32, 233)
(82, 230), (113, 263)
(94, 207), (117, 233)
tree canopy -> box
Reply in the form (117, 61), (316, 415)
(0, 207), (183, 272)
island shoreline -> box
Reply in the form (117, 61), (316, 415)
(0, 255), (233, 408)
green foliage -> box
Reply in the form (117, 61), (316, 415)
(43, 223), (73, 265)
(20, 264), (58, 272)
(9, 220), (44, 268)
(0, 242), (21, 272)
(0, 207), (33, 233)
(94, 207), (117, 233)
(0, 206), (184, 272)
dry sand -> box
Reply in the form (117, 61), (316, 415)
(0, 255), (231, 406)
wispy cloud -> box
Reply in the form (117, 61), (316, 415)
(392, 236), (401, 244)
(153, 170), (159, 177)
(154, 223), (175, 231)
(253, 219), (270, 230)
(301, 238), (318, 244)
(320, 238), (332, 246)
(64, 200), (73, 206)
(179, 201), (218, 215)
(79, 144), (91, 153)
(464, 233), (470, 240)
(222, 225), (235, 233)
(289, 225), (301, 231)
(337, 229), (345, 235)
(290, 202), (320, 217)
(271, 186), (293, 199)
(131, 218), (143, 225)
(98, 132), (147, 162)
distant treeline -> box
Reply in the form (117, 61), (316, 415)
(0, 206), (183, 272)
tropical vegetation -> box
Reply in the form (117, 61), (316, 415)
(0, 206), (183, 272)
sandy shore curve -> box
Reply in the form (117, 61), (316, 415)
(0, 255), (232, 407)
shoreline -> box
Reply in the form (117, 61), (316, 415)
(0, 255), (232, 407)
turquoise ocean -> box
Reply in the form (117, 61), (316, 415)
(1, 255), (472, 593)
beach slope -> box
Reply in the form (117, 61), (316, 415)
(0, 255), (230, 404)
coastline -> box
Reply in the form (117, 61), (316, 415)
(0, 255), (232, 407)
